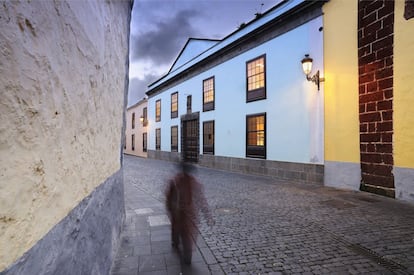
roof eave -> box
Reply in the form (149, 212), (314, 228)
(146, 0), (328, 97)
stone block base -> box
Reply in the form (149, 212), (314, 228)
(394, 167), (414, 204)
(360, 182), (395, 198)
(147, 151), (324, 185)
(324, 161), (361, 191)
(148, 150), (180, 163)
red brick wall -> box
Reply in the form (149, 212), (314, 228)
(358, 0), (395, 197)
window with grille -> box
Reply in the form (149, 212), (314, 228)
(246, 113), (266, 158)
(171, 126), (178, 152)
(156, 100), (161, 122)
(203, 121), (214, 154)
(156, 128), (161, 150)
(246, 55), (266, 102)
(171, 92), (178, 118)
(131, 134), (135, 151)
(203, 77), (215, 112)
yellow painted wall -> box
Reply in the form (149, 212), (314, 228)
(394, 0), (414, 168)
(323, 0), (360, 163)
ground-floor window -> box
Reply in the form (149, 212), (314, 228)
(203, 120), (214, 154)
(156, 128), (161, 150)
(143, 132), (147, 152)
(131, 134), (135, 151)
(171, 126), (178, 152)
(246, 113), (266, 158)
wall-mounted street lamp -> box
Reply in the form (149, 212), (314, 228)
(301, 54), (324, 90)
(139, 115), (144, 124)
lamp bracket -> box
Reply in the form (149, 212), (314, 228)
(306, 70), (325, 91)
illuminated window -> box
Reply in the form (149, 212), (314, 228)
(246, 55), (266, 102)
(171, 126), (178, 152)
(156, 100), (161, 122)
(203, 121), (214, 154)
(246, 113), (266, 158)
(143, 133), (147, 152)
(131, 134), (135, 151)
(132, 112), (135, 129)
(171, 92), (178, 118)
(203, 77), (215, 112)
(156, 128), (161, 150)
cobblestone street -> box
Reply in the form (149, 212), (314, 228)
(111, 155), (414, 274)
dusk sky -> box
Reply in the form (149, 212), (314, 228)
(128, 0), (281, 106)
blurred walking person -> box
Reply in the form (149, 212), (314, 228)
(165, 162), (214, 265)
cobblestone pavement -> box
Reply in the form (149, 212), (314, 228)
(111, 155), (414, 274)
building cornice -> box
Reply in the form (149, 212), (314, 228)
(146, 0), (327, 98)
(127, 98), (147, 110)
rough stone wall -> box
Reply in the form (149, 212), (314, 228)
(0, 1), (130, 270)
(1, 171), (124, 275)
(358, 0), (395, 197)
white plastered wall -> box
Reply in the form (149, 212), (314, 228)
(147, 16), (324, 165)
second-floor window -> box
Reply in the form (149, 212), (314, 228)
(187, 95), (192, 113)
(171, 92), (178, 118)
(246, 54), (266, 102)
(132, 112), (135, 129)
(156, 100), (161, 122)
(143, 107), (148, 126)
(203, 77), (215, 112)
(171, 126), (178, 152)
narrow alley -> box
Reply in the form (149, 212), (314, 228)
(111, 155), (414, 274)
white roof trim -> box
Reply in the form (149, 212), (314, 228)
(148, 0), (305, 91)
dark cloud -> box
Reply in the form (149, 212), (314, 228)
(130, 9), (202, 66)
(127, 74), (159, 106)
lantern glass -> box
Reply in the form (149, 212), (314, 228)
(301, 54), (313, 76)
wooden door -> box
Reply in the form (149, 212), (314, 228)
(181, 118), (199, 162)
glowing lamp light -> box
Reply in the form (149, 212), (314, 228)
(301, 54), (324, 91)
(301, 54), (313, 76)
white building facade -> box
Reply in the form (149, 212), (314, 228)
(125, 99), (148, 158)
(146, 0), (326, 184)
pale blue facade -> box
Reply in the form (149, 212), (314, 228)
(146, 0), (325, 177)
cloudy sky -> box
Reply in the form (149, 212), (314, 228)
(128, 0), (281, 106)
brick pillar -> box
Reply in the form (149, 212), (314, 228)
(358, 0), (395, 197)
